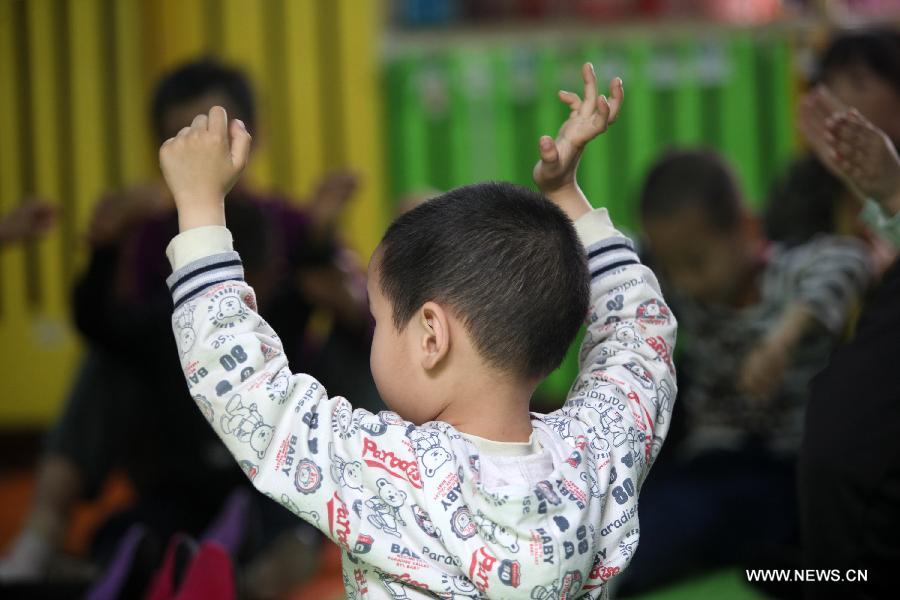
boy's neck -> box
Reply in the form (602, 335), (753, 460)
(433, 375), (537, 443)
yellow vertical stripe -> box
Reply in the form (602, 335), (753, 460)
(0, 1), (27, 322)
(114, 0), (152, 185)
(144, 0), (209, 85)
(335, 0), (386, 258)
(283, 0), (324, 198)
(26, 0), (64, 311)
(68, 0), (108, 234)
(220, 0), (274, 189)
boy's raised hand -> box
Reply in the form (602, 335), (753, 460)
(159, 106), (252, 232)
(533, 63), (622, 221)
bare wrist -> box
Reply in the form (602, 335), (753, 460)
(177, 201), (226, 232)
(543, 183), (592, 221)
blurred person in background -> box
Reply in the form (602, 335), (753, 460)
(797, 27), (900, 599)
(617, 148), (873, 596)
(0, 59), (378, 600)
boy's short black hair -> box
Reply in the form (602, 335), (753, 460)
(377, 181), (589, 380)
(151, 58), (256, 143)
(819, 27), (900, 94)
(764, 155), (843, 247)
(638, 148), (743, 232)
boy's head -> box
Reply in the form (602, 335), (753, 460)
(152, 58), (256, 145)
(639, 149), (759, 304)
(819, 28), (900, 144)
(366, 182), (589, 423)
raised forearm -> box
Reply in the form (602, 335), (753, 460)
(543, 181), (593, 222)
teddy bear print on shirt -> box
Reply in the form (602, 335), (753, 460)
(472, 512), (520, 552)
(408, 429), (452, 478)
(366, 478), (407, 537)
(329, 442), (364, 492)
(174, 307), (196, 357)
(207, 289), (250, 328)
(220, 394), (274, 459)
(267, 370), (291, 404)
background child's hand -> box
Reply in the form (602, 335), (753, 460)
(533, 63), (622, 220)
(308, 170), (360, 242)
(738, 302), (815, 407)
(738, 340), (789, 408)
(159, 106), (252, 231)
(826, 109), (900, 213)
(799, 86), (900, 213)
(87, 182), (172, 246)
(0, 199), (56, 246)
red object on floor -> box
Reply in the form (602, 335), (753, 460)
(144, 533), (196, 600)
(173, 542), (235, 600)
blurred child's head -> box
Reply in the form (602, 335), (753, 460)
(366, 182), (589, 423)
(152, 58), (256, 144)
(639, 149), (759, 305)
(764, 154), (855, 246)
(819, 28), (900, 144)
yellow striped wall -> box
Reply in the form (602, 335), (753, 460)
(0, 0), (386, 427)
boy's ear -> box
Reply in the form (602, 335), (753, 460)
(418, 301), (450, 371)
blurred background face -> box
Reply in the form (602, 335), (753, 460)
(643, 206), (749, 305)
(826, 66), (900, 144)
(158, 90), (242, 145)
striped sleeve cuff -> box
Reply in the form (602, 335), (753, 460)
(585, 236), (640, 280)
(574, 209), (640, 280)
(166, 251), (245, 309)
(165, 225), (234, 271)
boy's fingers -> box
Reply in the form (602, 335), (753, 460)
(595, 95), (611, 128)
(580, 63), (597, 117)
(209, 106), (228, 137)
(229, 119), (252, 170)
(538, 135), (559, 164)
(833, 115), (866, 147)
(191, 113), (208, 130)
(177, 126), (191, 137)
(842, 120), (869, 148)
(558, 90), (581, 112)
(606, 77), (623, 124)
(836, 140), (860, 164)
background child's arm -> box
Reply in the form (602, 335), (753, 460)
(738, 302), (818, 404)
(159, 108), (433, 554)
